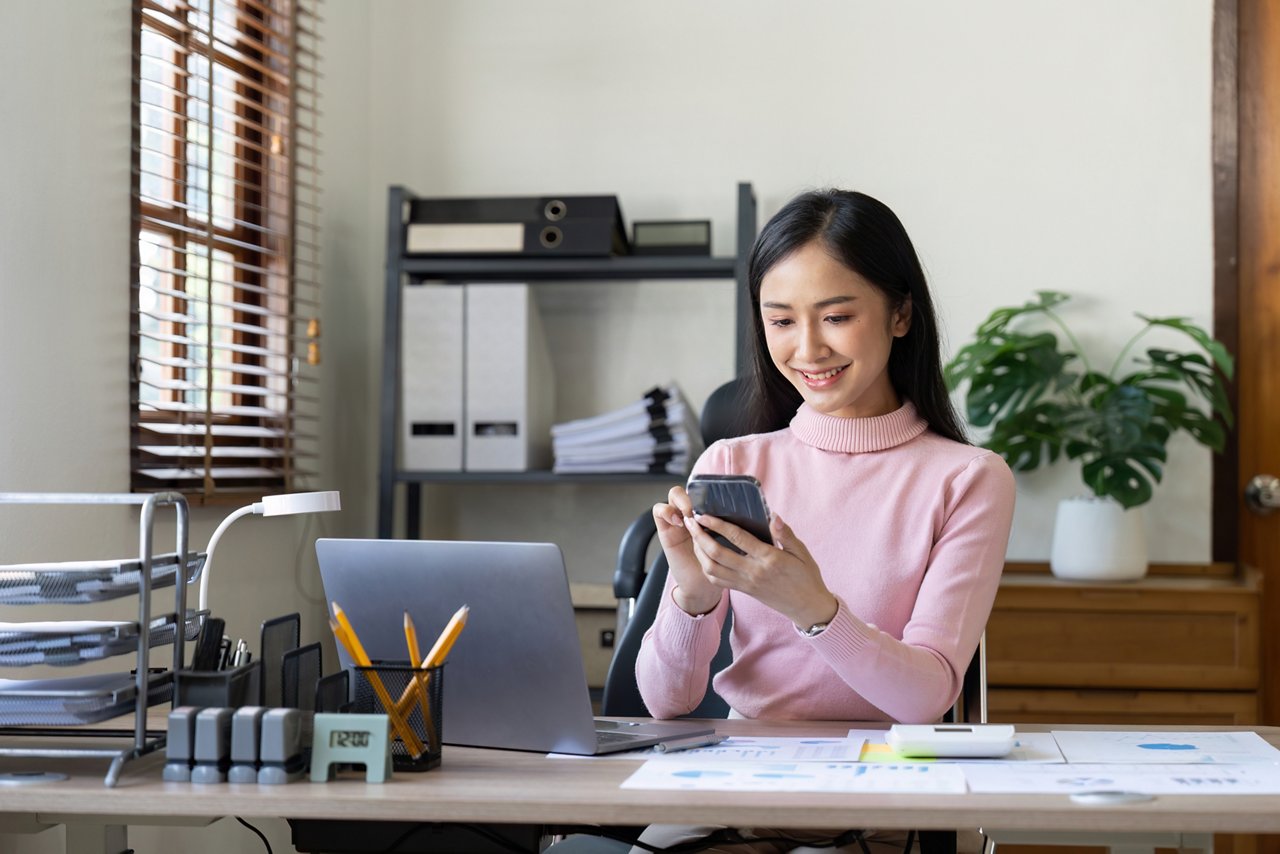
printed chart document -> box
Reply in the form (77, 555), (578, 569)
(848, 729), (1066, 764)
(1051, 730), (1280, 764)
(621, 760), (967, 793)
(962, 762), (1280, 795)
(548, 736), (865, 762)
(647, 736), (866, 763)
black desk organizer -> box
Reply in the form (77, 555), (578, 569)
(0, 492), (200, 787)
(172, 612), (323, 712)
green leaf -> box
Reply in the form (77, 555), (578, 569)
(984, 402), (1069, 471)
(1140, 350), (1234, 427)
(955, 333), (1075, 427)
(974, 291), (1070, 338)
(1081, 455), (1157, 509)
(1136, 314), (1235, 380)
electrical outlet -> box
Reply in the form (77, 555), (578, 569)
(600, 629), (615, 648)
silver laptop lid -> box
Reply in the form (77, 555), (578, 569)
(315, 538), (599, 754)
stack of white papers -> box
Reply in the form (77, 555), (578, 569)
(551, 383), (704, 475)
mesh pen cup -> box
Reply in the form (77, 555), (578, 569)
(352, 662), (444, 771)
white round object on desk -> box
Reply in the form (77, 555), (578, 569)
(1069, 790), (1155, 805)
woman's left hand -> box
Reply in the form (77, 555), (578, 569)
(684, 513), (838, 630)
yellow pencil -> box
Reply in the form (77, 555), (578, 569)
(394, 604), (469, 717)
(330, 603), (425, 757)
(403, 611), (437, 752)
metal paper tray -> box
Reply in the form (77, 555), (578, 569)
(0, 610), (206, 666)
(0, 671), (174, 726)
(0, 552), (204, 605)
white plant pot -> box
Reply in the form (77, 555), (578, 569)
(1049, 496), (1148, 581)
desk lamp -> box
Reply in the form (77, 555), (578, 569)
(198, 491), (341, 611)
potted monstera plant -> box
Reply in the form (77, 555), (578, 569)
(944, 291), (1234, 580)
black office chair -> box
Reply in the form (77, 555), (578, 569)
(601, 378), (748, 719)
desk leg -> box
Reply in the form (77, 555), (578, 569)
(64, 823), (128, 854)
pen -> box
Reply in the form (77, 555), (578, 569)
(653, 734), (728, 754)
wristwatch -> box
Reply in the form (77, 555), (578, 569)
(798, 621), (828, 638)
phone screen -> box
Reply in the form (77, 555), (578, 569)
(687, 475), (773, 553)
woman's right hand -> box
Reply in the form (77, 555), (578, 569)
(652, 486), (722, 616)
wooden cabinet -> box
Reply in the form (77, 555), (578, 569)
(986, 565), (1262, 854)
(987, 564), (1262, 724)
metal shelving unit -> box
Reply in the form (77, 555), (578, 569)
(0, 492), (197, 786)
(377, 182), (757, 539)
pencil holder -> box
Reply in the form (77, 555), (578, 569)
(352, 661), (444, 771)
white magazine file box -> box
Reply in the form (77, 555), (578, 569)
(401, 284), (464, 470)
(464, 283), (555, 471)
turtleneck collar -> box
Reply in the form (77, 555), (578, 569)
(789, 400), (929, 454)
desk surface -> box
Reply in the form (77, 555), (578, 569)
(2, 721), (1279, 835)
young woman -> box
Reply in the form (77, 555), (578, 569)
(551, 190), (1016, 853)
(639, 187), (1016, 730)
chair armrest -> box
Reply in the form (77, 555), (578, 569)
(613, 511), (657, 600)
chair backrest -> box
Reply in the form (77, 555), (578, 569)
(601, 378), (748, 719)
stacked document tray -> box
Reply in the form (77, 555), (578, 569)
(0, 551), (204, 604)
(0, 612), (205, 666)
(0, 671), (175, 726)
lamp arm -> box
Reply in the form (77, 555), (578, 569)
(197, 503), (258, 612)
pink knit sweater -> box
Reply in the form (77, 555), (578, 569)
(636, 401), (1016, 723)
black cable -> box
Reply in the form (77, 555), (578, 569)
(235, 817), (273, 854)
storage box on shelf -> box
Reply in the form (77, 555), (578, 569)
(0, 492), (203, 786)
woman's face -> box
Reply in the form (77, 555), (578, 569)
(759, 241), (910, 419)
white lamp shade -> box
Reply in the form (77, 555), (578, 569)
(259, 491), (341, 517)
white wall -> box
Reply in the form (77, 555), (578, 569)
(0, 1), (1214, 851)
(327, 0), (1215, 579)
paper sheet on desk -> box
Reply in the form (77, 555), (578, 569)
(621, 760), (967, 793)
(1051, 730), (1280, 764)
(962, 762), (1280, 794)
(848, 729), (1066, 763)
(549, 737), (866, 762)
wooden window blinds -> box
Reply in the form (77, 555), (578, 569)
(130, 0), (321, 503)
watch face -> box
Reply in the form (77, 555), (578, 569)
(804, 622), (828, 637)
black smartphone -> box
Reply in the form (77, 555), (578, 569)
(686, 474), (773, 554)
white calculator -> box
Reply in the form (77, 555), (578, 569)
(886, 724), (1016, 758)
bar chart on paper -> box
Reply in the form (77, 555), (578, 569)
(621, 761), (967, 793)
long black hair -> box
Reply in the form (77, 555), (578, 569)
(742, 188), (969, 445)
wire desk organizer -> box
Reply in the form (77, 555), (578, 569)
(0, 492), (201, 786)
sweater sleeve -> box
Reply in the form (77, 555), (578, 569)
(633, 442), (733, 719)
(807, 451), (1016, 723)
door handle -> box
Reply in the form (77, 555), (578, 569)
(1245, 474), (1280, 515)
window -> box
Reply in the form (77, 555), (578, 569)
(130, 0), (321, 503)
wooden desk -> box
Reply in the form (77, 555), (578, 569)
(1, 721), (1279, 853)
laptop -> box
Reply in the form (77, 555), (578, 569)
(315, 538), (716, 755)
